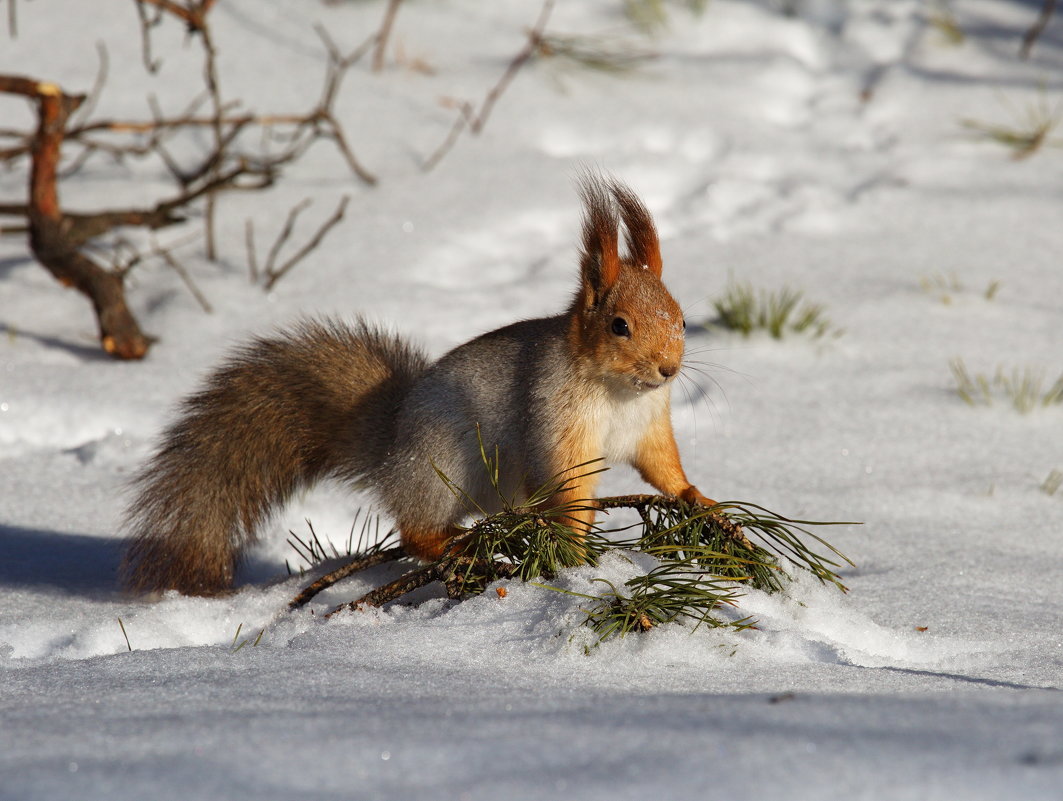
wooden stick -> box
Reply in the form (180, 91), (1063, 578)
(373, 0), (404, 72)
(325, 564), (438, 617)
(289, 546), (405, 610)
(0, 75), (152, 359)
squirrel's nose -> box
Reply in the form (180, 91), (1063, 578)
(658, 363), (678, 379)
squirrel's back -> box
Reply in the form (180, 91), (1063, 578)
(376, 314), (575, 531)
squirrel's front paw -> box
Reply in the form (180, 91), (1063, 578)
(679, 485), (718, 508)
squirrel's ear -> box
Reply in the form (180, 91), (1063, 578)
(578, 175), (621, 298)
(611, 180), (662, 278)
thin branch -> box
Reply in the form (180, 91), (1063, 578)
(289, 546), (405, 610)
(1021, 0), (1058, 58)
(133, 0), (164, 73)
(150, 236), (212, 313)
(245, 217), (258, 283)
(137, 0), (214, 30)
(373, 0), (404, 72)
(263, 197), (311, 277)
(0, 74), (151, 359)
(423, 0), (556, 171)
(326, 563), (439, 617)
(263, 195), (349, 291)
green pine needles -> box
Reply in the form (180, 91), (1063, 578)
(295, 446), (855, 645)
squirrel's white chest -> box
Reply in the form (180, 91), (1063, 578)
(595, 387), (669, 465)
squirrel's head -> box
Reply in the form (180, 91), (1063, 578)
(570, 175), (686, 393)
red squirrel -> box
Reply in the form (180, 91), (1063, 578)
(122, 175), (716, 595)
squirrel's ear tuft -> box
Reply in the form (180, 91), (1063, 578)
(578, 173), (621, 297)
(611, 180), (662, 278)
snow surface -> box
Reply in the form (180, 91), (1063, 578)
(2, 1), (1062, 799)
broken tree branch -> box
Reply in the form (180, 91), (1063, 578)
(373, 0), (404, 72)
(289, 546), (406, 610)
(263, 195), (349, 291)
(0, 74), (151, 359)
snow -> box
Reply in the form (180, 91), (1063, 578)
(2, 0), (1063, 798)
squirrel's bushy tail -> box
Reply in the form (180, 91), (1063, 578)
(121, 320), (429, 595)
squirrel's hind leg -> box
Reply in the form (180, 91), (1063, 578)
(400, 524), (465, 562)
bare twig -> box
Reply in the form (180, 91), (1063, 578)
(289, 546), (406, 610)
(1021, 0), (1059, 58)
(326, 564), (439, 616)
(263, 197), (312, 277)
(423, 0), (556, 171)
(263, 195), (349, 291)
(373, 0), (404, 72)
(245, 218), (258, 283)
(137, 0), (215, 31)
(151, 236), (213, 314)
(133, 0), (164, 73)
(0, 74), (151, 359)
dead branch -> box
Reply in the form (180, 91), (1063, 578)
(134, 0), (164, 73)
(264, 197), (312, 275)
(326, 564), (439, 617)
(423, 0), (556, 171)
(309, 25), (379, 185)
(150, 236), (213, 313)
(136, 0), (215, 30)
(0, 72), (277, 358)
(289, 546), (406, 610)
(131, 0), (223, 258)
(2, 30), (377, 189)
(1021, 0), (1059, 58)
(262, 195), (349, 291)
(245, 218), (258, 282)
(373, 0), (404, 72)
(0, 75), (151, 359)
(0, 8), (381, 358)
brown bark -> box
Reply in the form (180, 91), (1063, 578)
(1, 75), (151, 359)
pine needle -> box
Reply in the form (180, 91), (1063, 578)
(299, 444), (855, 645)
(117, 617), (132, 652)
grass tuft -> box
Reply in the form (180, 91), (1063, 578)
(951, 359), (1063, 413)
(623, 0), (708, 33)
(1042, 470), (1063, 497)
(928, 1), (965, 45)
(920, 272), (1001, 304)
(960, 88), (1063, 160)
(712, 280), (838, 339)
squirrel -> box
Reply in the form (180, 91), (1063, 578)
(121, 174), (717, 596)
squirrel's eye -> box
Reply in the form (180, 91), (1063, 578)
(611, 317), (630, 337)
(682, 318), (687, 329)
